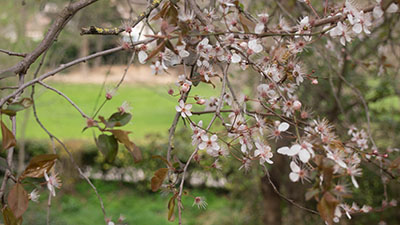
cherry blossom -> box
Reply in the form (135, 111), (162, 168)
(289, 161), (308, 183)
(199, 134), (220, 152)
(254, 140), (273, 164)
(193, 196), (207, 209)
(248, 39), (263, 54)
(118, 101), (132, 114)
(190, 120), (205, 146)
(268, 121), (289, 141)
(255, 13), (268, 34)
(175, 100), (192, 118)
(44, 170), (62, 197)
(29, 189), (40, 203)
(330, 22), (352, 46)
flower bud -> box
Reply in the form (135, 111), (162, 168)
(312, 79), (318, 85)
(293, 100), (302, 111)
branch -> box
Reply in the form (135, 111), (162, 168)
(263, 165), (319, 215)
(0, 0), (99, 79)
(80, 0), (163, 35)
(0, 49), (27, 58)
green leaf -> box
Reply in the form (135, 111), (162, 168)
(106, 112), (132, 128)
(19, 154), (58, 180)
(152, 155), (172, 168)
(190, 72), (201, 86)
(305, 188), (320, 201)
(2, 206), (22, 225)
(1, 98), (33, 116)
(96, 134), (118, 163)
(7, 183), (29, 219)
(1, 121), (16, 151)
(168, 193), (178, 221)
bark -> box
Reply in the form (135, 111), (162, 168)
(260, 153), (284, 225)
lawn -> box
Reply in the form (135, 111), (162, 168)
(15, 82), (219, 143)
(20, 180), (248, 225)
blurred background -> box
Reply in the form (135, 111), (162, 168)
(0, 0), (399, 224)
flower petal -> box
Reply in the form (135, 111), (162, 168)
(290, 161), (300, 173)
(298, 149), (310, 163)
(277, 146), (290, 155)
(278, 122), (289, 132)
(289, 172), (299, 182)
(138, 51), (147, 64)
(288, 144), (301, 156)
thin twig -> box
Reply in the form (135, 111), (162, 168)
(263, 165), (319, 215)
(38, 81), (90, 119)
(0, 49), (26, 57)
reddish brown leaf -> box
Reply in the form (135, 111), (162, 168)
(151, 1), (170, 21)
(317, 192), (339, 225)
(19, 154), (58, 180)
(165, 3), (178, 26)
(110, 130), (142, 162)
(390, 157), (400, 169)
(151, 168), (169, 192)
(7, 183), (29, 219)
(1, 121), (16, 151)
(239, 13), (255, 33)
(145, 41), (166, 62)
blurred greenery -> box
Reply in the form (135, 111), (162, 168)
(14, 82), (218, 142)
(13, 180), (250, 225)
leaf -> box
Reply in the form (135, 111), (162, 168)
(152, 155), (172, 168)
(2, 207), (22, 225)
(165, 2), (178, 25)
(321, 159), (335, 191)
(19, 154), (58, 180)
(190, 72), (202, 86)
(1, 98), (33, 116)
(7, 183), (29, 219)
(145, 41), (166, 62)
(96, 134), (119, 163)
(151, 1), (170, 21)
(168, 193), (178, 221)
(110, 130), (142, 162)
(107, 112), (132, 128)
(0, 156), (9, 171)
(151, 168), (168, 192)
(317, 192), (339, 225)
(239, 13), (255, 33)
(1, 121), (16, 150)
(305, 188), (320, 201)
(389, 157), (400, 169)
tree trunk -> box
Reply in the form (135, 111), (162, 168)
(260, 153), (284, 225)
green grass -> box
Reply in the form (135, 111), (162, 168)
(15, 82), (219, 143)
(21, 180), (247, 225)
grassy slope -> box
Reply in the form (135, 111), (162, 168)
(17, 82), (218, 142)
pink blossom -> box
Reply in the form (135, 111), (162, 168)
(175, 100), (192, 118)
